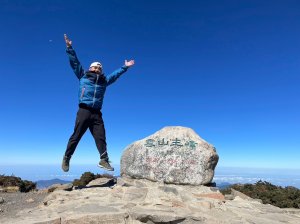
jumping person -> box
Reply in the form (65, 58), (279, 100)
(62, 34), (135, 172)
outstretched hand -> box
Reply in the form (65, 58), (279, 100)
(64, 34), (72, 47)
(125, 60), (135, 67)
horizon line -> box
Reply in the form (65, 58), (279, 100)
(1, 164), (300, 171)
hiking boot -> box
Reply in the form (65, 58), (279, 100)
(98, 158), (114, 171)
(62, 156), (71, 172)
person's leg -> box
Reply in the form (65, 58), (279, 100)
(62, 108), (90, 171)
(89, 111), (114, 171)
(89, 111), (108, 159)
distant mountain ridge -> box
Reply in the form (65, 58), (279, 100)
(216, 182), (232, 190)
(36, 178), (71, 189)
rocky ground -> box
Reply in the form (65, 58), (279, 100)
(0, 176), (300, 224)
(2, 127), (299, 223)
(0, 191), (48, 219)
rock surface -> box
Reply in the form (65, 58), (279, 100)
(86, 177), (116, 188)
(47, 183), (73, 193)
(1, 177), (300, 224)
(121, 126), (219, 185)
(0, 191), (48, 219)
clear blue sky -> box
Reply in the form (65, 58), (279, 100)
(0, 0), (299, 169)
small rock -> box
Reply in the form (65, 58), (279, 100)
(209, 187), (219, 192)
(225, 194), (235, 200)
(0, 208), (3, 213)
(171, 200), (186, 208)
(158, 186), (179, 195)
(189, 201), (214, 211)
(26, 198), (34, 203)
(0, 197), (5, 204)
(198, 201), (214, 209)
(122, 202), (137, 209)
(47, 183), (73, 192)
(7, 201), (15, 205)
(252, 198), (263, 203)
(117, 176), (133, 187)
(86, 177), (115, 187)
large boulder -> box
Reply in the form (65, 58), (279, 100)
(121, 126), (219, 185)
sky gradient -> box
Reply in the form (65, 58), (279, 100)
(0, 0), (299, 169)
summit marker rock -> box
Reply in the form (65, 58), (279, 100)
(121, 126), (219, 185)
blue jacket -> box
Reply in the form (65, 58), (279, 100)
(66, 46), (129, 110)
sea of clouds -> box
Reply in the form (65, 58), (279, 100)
(1, 165), (300, 189)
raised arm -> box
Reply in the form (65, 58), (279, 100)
(106, 60), (135, 86)
(64, 34), (84, 79)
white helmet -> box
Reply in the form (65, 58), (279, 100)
(90, 62), (102, 68)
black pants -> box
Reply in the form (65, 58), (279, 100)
(64, 105), (108, 160)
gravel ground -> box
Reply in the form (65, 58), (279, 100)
(0, 191), (48, 219)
